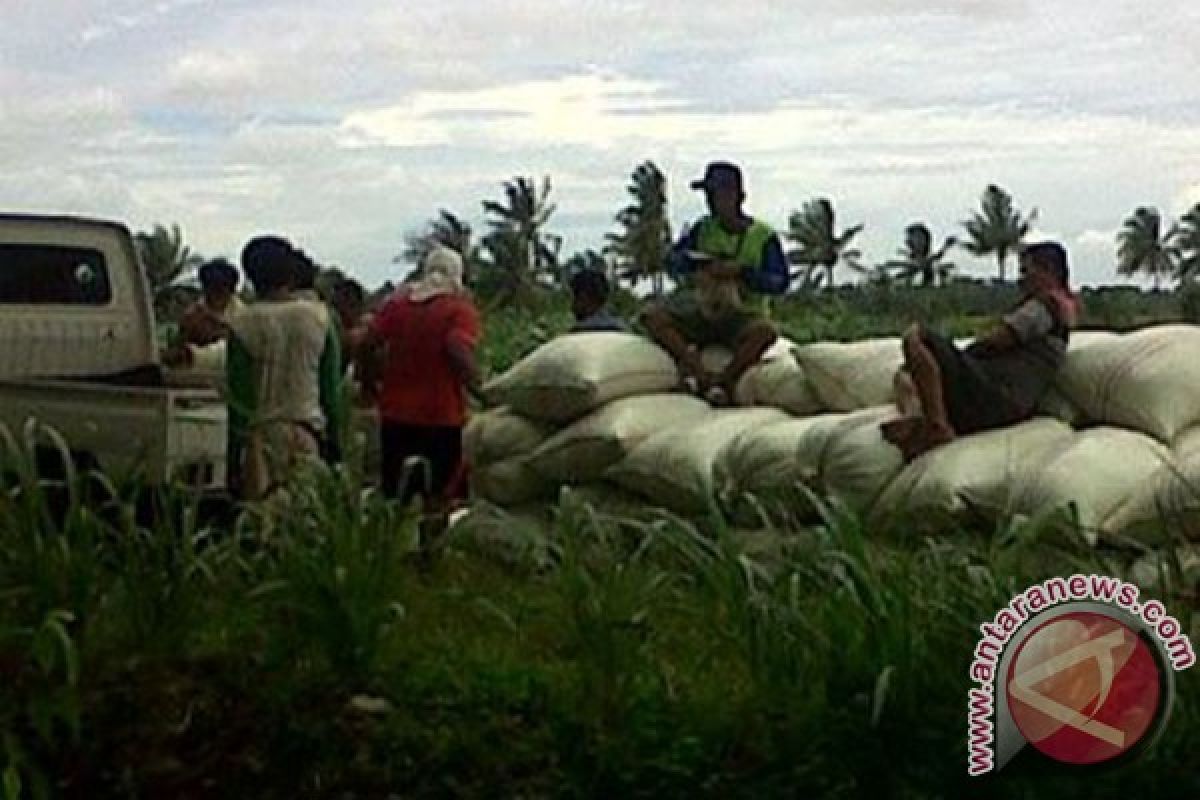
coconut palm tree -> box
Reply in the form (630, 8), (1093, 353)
(397, 210), (481, 281)
(481, 175), (560, 294)
(605, 161), (672, 295)
(135, 223), (204, 314)
(1174, 203), (1200, 282)
(961, 185), (1036, 283)
(1116, 207), (1180, 290)
(882, 223), (958, 287)
(785, 198), (864, 288)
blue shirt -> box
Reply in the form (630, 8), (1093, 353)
(667, 218), (791, 295)
(570, 310), (629, 333)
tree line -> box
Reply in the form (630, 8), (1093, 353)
(134, 163), (1200, 315)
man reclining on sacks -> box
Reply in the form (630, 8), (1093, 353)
(641, 161), (790, 405)
(883, 241), (1079, 461)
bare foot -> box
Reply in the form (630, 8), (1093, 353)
(881, 416), (921, 446)
(907, 420), (956, 460)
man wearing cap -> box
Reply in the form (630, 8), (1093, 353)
(641, 161), (789, 404)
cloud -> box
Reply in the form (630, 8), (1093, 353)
(2, 0), (1200, 292)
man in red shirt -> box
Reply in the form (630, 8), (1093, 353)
(358, 246), (481, 508)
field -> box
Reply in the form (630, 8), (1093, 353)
(2, 288), (1198, 798)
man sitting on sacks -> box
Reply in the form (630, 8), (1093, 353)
(641, 161), (790, 405)
(883, 241), (1079, 460)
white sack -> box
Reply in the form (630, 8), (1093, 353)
(817, 406), (906, 512)
(608, 408), (788, 515)
(463, 407), (551, 467)
(1011, 427), (1173, 544)
(794, 338), (903, 412)
(1054, 324), (1200, 442)
(873, 417), (1075, 522)
(484, 333), (679, 422)
(527, 393), (712, 484)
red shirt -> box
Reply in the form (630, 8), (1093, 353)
(370, 292), (481, 426)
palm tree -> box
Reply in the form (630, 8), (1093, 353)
(882, 223), (958, 287)
(605, 161), (671, 295)
(1174, 203), (1200, 282)
(961, 185), (1036, 283)
(481, 175), (560, 298)
(135, 223), (204, 314)
(785, 198), (864, 288)
(1116, 207), (1180, 290)
(397, 210), (480, 277)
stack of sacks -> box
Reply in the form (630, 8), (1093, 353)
(463, 408), (554, 505)
(473, 332), (685, 503)
(608, 408), (789, 516)
(1103, 426), (1200, 545)
(873, 418), (1075, 527)
(794, 338), (902, 412)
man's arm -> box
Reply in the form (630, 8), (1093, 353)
(225, 334), (255, 493)
(968, 298), (1055, 356)
(665, 225), (702, 282)
(739, 234), (790, 295)
(446, 303), (484, 403)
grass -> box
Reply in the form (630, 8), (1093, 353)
(0, 440), (1196, 797)
(1, 291), (1198, 797)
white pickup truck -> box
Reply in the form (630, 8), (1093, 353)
(0, 213), (227, 492)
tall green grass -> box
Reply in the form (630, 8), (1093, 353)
(0, 423), (1196, 796)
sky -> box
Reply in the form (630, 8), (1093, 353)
(3, 0), (1199, 289)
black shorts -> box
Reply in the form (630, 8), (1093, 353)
(919, 330), (1025, 435)
(380, 422), (463, 506)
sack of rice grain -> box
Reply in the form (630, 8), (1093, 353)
(716, 411), (855, 522)
(735, 339), (821, 415)
(484, 333), (679, 423)
(1010, 427), (1172, 545)
(1102, 442), (1200, 546)
(817, 406), (906, 512)
(872, 417), (1075, 524)
(1054, 324), (1200, 442)
(527, 393), (712, 484)
(607, 408), (789, 516)
(471, 459), (555, 506)
(463, 407), (555, 506)
(463, 407), (551, 466)
(794, 338), (903, 412)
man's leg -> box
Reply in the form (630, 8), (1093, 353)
(901, 324), (955, 452)
(640, 304), (709, 390)
(716, 319), (777, 398)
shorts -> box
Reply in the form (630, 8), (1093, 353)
(649, 290), (765, 349)
(919, 330), (1026, 435)
(380, 422), (464, 507)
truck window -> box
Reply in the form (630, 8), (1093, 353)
(0, 244), (113, 305)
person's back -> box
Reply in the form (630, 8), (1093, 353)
(229, 298), (331, 429)
(365, 246), (481, 507)
(226, 235), (343, 499)
(374, 290), (478, 426)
